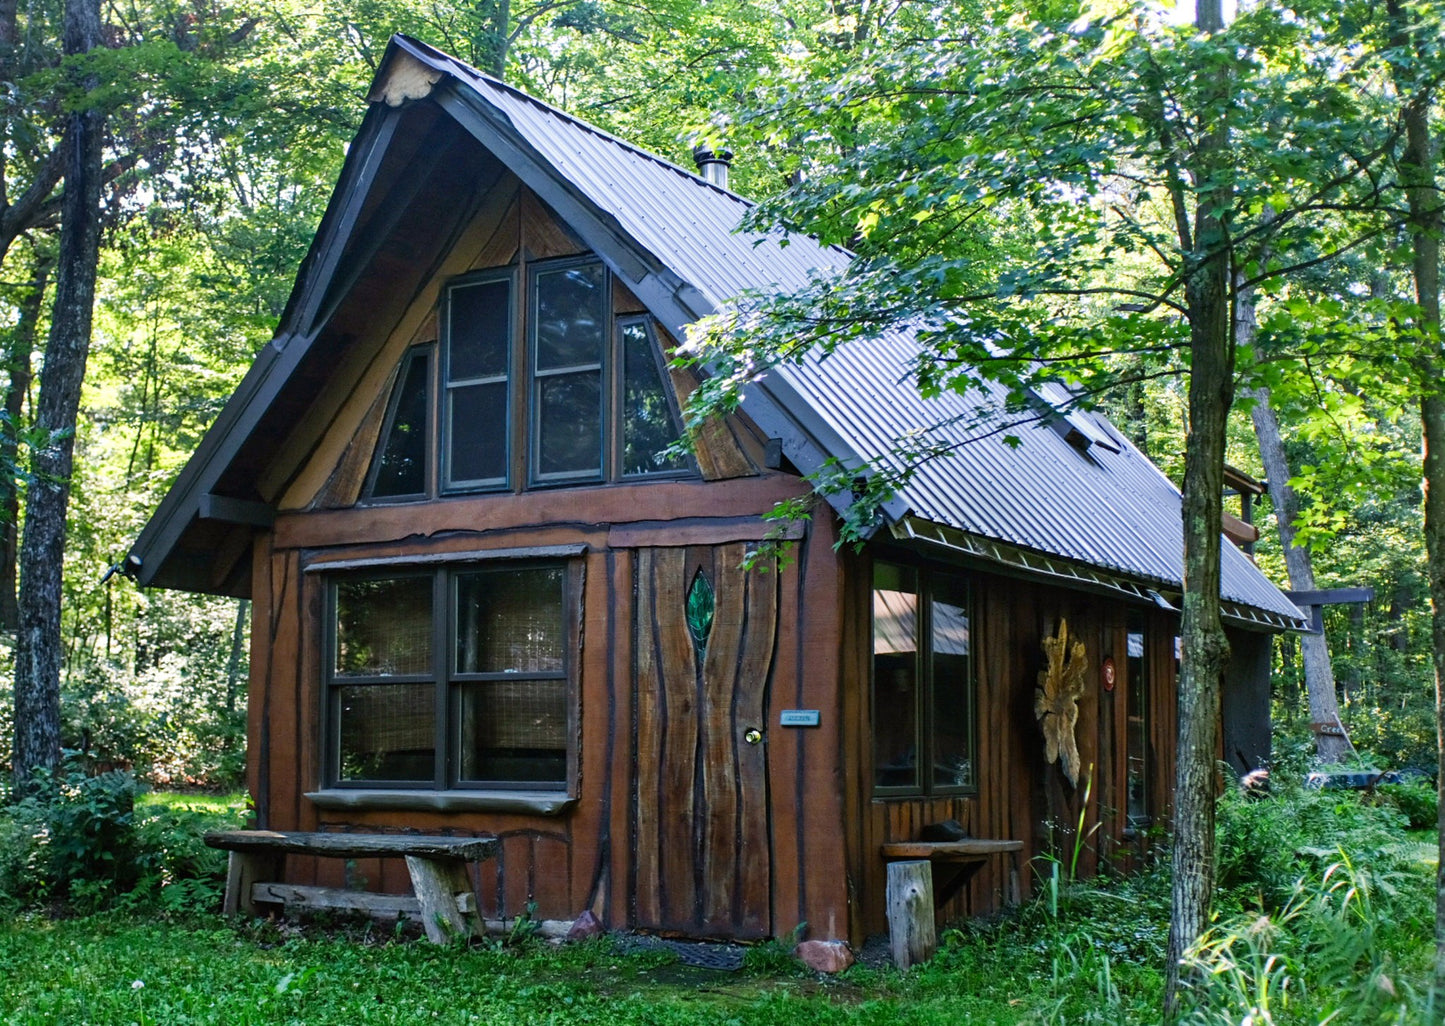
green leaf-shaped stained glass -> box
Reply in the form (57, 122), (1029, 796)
(686, 568), (715, 651)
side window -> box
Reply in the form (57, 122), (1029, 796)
(871, 560), (975, 795)
(1125, 613), (1149, 827)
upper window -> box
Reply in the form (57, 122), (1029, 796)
(365, 257), (689, 502)
(325, 562), (574, 791)
(871, 560), (975, 795)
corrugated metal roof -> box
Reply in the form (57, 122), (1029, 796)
(367, 38), (1308, 626)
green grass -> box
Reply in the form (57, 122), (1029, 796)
(135, 789), (249, 818)
(0, 914), (1052, 1026)
(0, 788), (1435, 1025)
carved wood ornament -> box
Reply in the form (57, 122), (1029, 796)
(1034, 618), (1088, 786)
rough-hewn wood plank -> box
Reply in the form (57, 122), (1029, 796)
(225, 851), (283, 915)
(248, 537), (273, 829)
(602, 549), (634, 928)
(250, 881), (480, 916)
(632, 548), (663, 927)
(406, 854), (482, 942)
(268, 552), (300, 835)
(793, 517), (848, 938)
(665, 360), (758, 481)
(521, 188), (587, 260)
(313, 366), (395, 509)
(655, 547), (699, 927)
(606, 516), (804, 550)
(734, 549), (777, 936)
(698, 544), (747, 929)
(206, 830), (499, 861)
(880, 840), (1023, 859)
(273, 475), (810, 551)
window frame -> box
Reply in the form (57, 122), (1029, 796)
(870, 557), (977, 799)
(362, 343), (435, 504)
(614, 315), (693, 481)
(368, 258), (694, 504)
(321, 559), (578, 795)
(441, 268), (518, 494)
(527, 256), (610, 487)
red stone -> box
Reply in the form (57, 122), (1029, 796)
(796, 939), (854, 974)
(566, 910), (603, 941)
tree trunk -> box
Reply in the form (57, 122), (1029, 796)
(0, 258), (47, 633)
(1243, 384), (1352, 762)
(10, 0), (102, 793)
(1165, 0), (1233, 1012)
(225, 598), (249, 714)
(1384, 0), (1445, 1002)
(474, 0), (511, 78)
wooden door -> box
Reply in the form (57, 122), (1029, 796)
(632, 544), (776, 938)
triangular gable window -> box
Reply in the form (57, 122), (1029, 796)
(620, 317), (688, 477)
(366, 347), (432, 500)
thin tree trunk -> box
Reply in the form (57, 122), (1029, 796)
(1384, 0), (1445, 1003)
(225, 598), (249, 714)
(0, 258), (47, 633)
(11, 0), (102, 793)
(1243, 384), (1352, 762)
(1165, 0), (1233, 1012)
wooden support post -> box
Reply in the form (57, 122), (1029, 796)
(405, 855), (481, 944)
(886, 859), (936, 969)
(224, 851), (283, 916)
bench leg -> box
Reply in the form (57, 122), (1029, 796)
(405, 856), (482, 943)
(225, 851), (283, 916)
(886, 859), (936, 969)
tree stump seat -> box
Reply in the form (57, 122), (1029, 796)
(880, 839), (1024, 968)
(204, 830), (498, 944)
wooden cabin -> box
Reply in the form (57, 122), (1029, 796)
(129, 36), (1307, 946)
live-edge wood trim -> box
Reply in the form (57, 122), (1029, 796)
(302, 543), (587, 573)
(304, 789), (576, 815)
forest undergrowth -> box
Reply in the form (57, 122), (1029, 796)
(0, 765), (1434, 1025)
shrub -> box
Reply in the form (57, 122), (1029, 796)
(1215, 780), (1416, 911)
(0, 766), (241, 914)
(1378, 782), (1438, 831)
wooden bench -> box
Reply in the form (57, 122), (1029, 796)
(880, 839), (1024, 968)
(205, 830), (498, 944)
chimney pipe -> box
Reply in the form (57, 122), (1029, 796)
(692, 145), (733, 189)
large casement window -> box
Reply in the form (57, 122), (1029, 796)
(325, 562), (574, 792)
(363, 256), (688, 501)
(871, 560), (976, 795)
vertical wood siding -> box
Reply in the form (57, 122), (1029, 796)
(840, 550), (1183, 942)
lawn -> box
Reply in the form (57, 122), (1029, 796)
(0, 911), (1164, 1026)
(0, 783), (1436, 1025)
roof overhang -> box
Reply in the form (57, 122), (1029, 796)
(889, 517), (1310, 633)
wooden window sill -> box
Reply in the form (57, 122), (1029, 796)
(305, 789), (576, 815)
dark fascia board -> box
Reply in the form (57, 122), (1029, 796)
(429, 68), (898, 529)
(128, 104), (407, 588)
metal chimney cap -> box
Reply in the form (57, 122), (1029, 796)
(692, 144), (734, 167)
